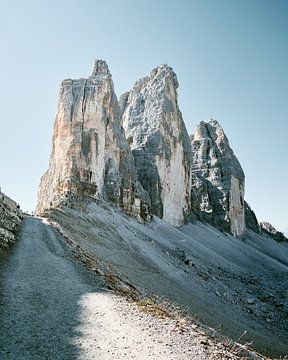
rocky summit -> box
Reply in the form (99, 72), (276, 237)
(37, 60), (150, 221)
(190, 120), (245, 236)
(37, 60), (285, 240)
(121, 64), (192, 226)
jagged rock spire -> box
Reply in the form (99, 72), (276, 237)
(121, 64), (192, 226)
(37, 59), (263, 236)
(191, 120), (246, 236)
(37, 60), (150, 220)
(90, 59), (110, 77)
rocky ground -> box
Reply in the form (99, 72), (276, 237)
(0, 216), (265, 360)
(45, 200), (288, 358)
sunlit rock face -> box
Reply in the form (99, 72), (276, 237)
(121, 64), (192, 226)
(190, 120), (246, 236)
(0, 190), (21, 251)
(37, 60), (262, 235)
(37, 60), (150, 220)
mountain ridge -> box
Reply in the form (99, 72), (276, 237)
(37, 59), (286, 241)
(0, 60), (287, 358)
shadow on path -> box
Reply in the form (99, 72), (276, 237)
(0, 217), (103, 360)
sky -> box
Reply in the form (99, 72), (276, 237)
(0, 0), (287, 234)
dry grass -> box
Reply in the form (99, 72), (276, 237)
(136, 298), (172, 319)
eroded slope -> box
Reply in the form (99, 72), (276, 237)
(46, 201), (288, 358)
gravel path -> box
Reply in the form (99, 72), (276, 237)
(0, 217), (240, 359)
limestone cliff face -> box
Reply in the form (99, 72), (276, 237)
(37, 60), (150, 220)
(0, 191), (21, 251)
(190, 120), (246, 236)
(37, 59), (266, 236)
(121, 65), (192, 226)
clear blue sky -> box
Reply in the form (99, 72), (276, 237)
(0, 0), (287, 234)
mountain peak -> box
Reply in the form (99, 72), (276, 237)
(90, 59), (110, 77)
(149, 63), (179, 88)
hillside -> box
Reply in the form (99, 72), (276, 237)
(0, 215), (266, 359)
(31, 59), (288, 358)
(45, 200), (288, 358)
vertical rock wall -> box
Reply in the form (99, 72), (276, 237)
(191, 120), (246, 236)
(121, 65), (192, 226)
(37, 60), (262, 236)
(37, 60), (150, 220)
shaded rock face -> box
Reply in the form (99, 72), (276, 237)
(0, 191), (21, 251)
(260, 222), (287, 242)
(121, 65), (192, 226)
(190, 120), (245, 236)
(245, 202), (260, 234)
(37, 60), (150, 220)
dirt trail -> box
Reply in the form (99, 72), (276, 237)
(0, 217), (232, 360)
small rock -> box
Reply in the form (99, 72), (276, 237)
(246, 298), (255, 305)
(275, 303), (284, 308)
(200, 337), (209, 346)
(184, 259), (193, 266)
(259, 295), (271, 302)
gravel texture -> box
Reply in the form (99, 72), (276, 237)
(46, 201), (288, 358)
(0, 216), (250, 360)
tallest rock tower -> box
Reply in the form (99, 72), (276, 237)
(121, 65), (192, 226)
(37, 60), (149, 219)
